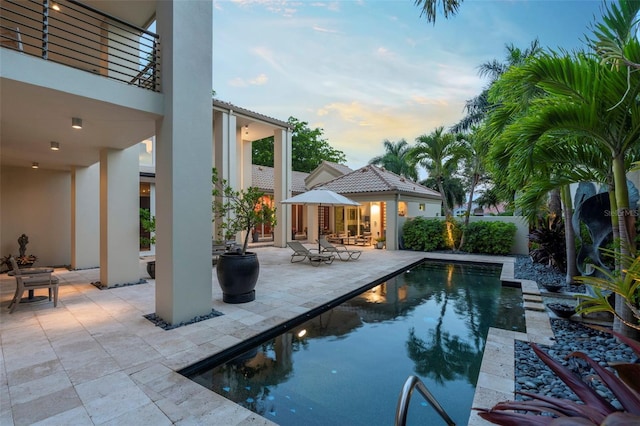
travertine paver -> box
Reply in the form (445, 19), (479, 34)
(0, 248), (553, 425)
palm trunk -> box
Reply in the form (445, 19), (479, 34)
(549, 188), (562, 219)
(437, 178), (451, 217)
(611, 154), (636, 338)
(459, 174), (479, 251)
(560, 185), (577, 284)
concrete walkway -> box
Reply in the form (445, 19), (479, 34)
(0, 247), (553, 425)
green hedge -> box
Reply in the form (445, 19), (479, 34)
(402, 217), (446, 251)
(402, 218), (517, 255)
(462, 221), (517, 255)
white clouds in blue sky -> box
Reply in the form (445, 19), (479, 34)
(213, 0), (605, 169)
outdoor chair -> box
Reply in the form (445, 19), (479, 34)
(287, 241), (335, 266)
(212, 241), (227, 265)
(317, 238), (362, 261)
(8, 256), (59, 313)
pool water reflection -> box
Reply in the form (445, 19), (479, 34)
(187, 261), (525, 425)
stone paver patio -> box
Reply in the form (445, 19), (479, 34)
(0, 247), (553, 425)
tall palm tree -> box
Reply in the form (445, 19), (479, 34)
(369, 139), (419, 181)
(487, 48), (640, 336)
(458, 128), (490, 250)
(588, 0), (640, 72)
(414, 0), (462, 23)
(410, 127), (464, 217)
(452, 40), (542, 133)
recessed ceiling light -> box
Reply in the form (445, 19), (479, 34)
(32, 162), (39, 169)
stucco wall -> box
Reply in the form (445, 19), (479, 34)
(1, 166), (71, 268)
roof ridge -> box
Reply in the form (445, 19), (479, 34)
(368, 165), (397, 191)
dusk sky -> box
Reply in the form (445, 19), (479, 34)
(212, 0), (606, 170)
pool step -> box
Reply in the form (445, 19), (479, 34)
(523, 294), (542, 303)
(523, 301), (546, 312)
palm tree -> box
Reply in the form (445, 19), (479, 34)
(452, 40), (542, 133)
(458, 128), (490, 250)
(410, 127), (464, 217)
(486, 48), (640, 336)
(414, 0), (462, 23)
(588, 0), (640, 72)
(369, 139), (419, 181)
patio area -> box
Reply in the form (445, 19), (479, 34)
(0, 247), (553, 425)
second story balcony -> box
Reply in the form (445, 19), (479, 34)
(0, 0), (160, 91)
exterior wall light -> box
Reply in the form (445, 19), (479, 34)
(72, 117), (83, 129)
(50, 141), (60, 151)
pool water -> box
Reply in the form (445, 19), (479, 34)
(186, 261), (525, 425)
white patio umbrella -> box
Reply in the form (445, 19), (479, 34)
(281, 189), (360, 251)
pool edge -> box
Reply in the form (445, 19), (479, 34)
(466, 260), (554, 426)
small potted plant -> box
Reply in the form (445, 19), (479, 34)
(375, 236), (386, 249)
(140, 208), (156, 278)
(212, 168), (276, 303)
(2, 254), (38, 271)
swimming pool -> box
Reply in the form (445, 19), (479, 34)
(182, 261), (525, 425)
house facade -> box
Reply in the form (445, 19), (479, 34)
(251, 162), (443, 250)
(0, 0), (291, 325)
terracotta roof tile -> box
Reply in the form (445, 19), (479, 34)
(313, 165), (441, 198)
(252, 165), (307, 194)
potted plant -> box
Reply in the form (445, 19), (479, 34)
(140, 208), (156, 278)
(212, 168), (276, 303)
(375, 236), (386, 249)
(3, 233), (37, 272)
(2, 254), (38, 271)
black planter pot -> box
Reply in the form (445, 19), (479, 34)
(542, 283), (563, 293)
(147, 261), (156, 279)
(547, 303), (576, 318)
(216, 252), (259, 303)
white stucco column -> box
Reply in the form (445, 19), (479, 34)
(213, 110), (237, 241)
(71, 164), (99, 270)
(213, 110), (237, 188)
(274, 128), (292, 247)
(386, 199), (399, 250)
(155, 0), (213, 324)
(99, 146), (139, 286)
(307, 206), (319, 246)
(241, 139), (252, 190)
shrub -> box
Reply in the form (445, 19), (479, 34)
(443, 217), (463, 249)
(402, 217), (445, 251)
(475, 326), (640, 424)
(463, 221), (517, 255)
(529, 215), (567, 272)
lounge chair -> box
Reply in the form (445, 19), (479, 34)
(287, 241), (335, 266)
(318, 238), (362, 261)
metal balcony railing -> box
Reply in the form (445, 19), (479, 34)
(0, 0), (160, 92)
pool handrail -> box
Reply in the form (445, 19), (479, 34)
(395, 375), (456, 426)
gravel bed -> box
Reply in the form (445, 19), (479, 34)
(513, 255), (637, 408)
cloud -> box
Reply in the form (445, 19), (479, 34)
(313, 100), (465, 169)
(229, 0), (300, 17)
(250, 73), (269, 85)
(313, 25), (340, 34)
(229, 73), (269, 87)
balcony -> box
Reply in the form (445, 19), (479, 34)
(0, 0), (160, 92)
